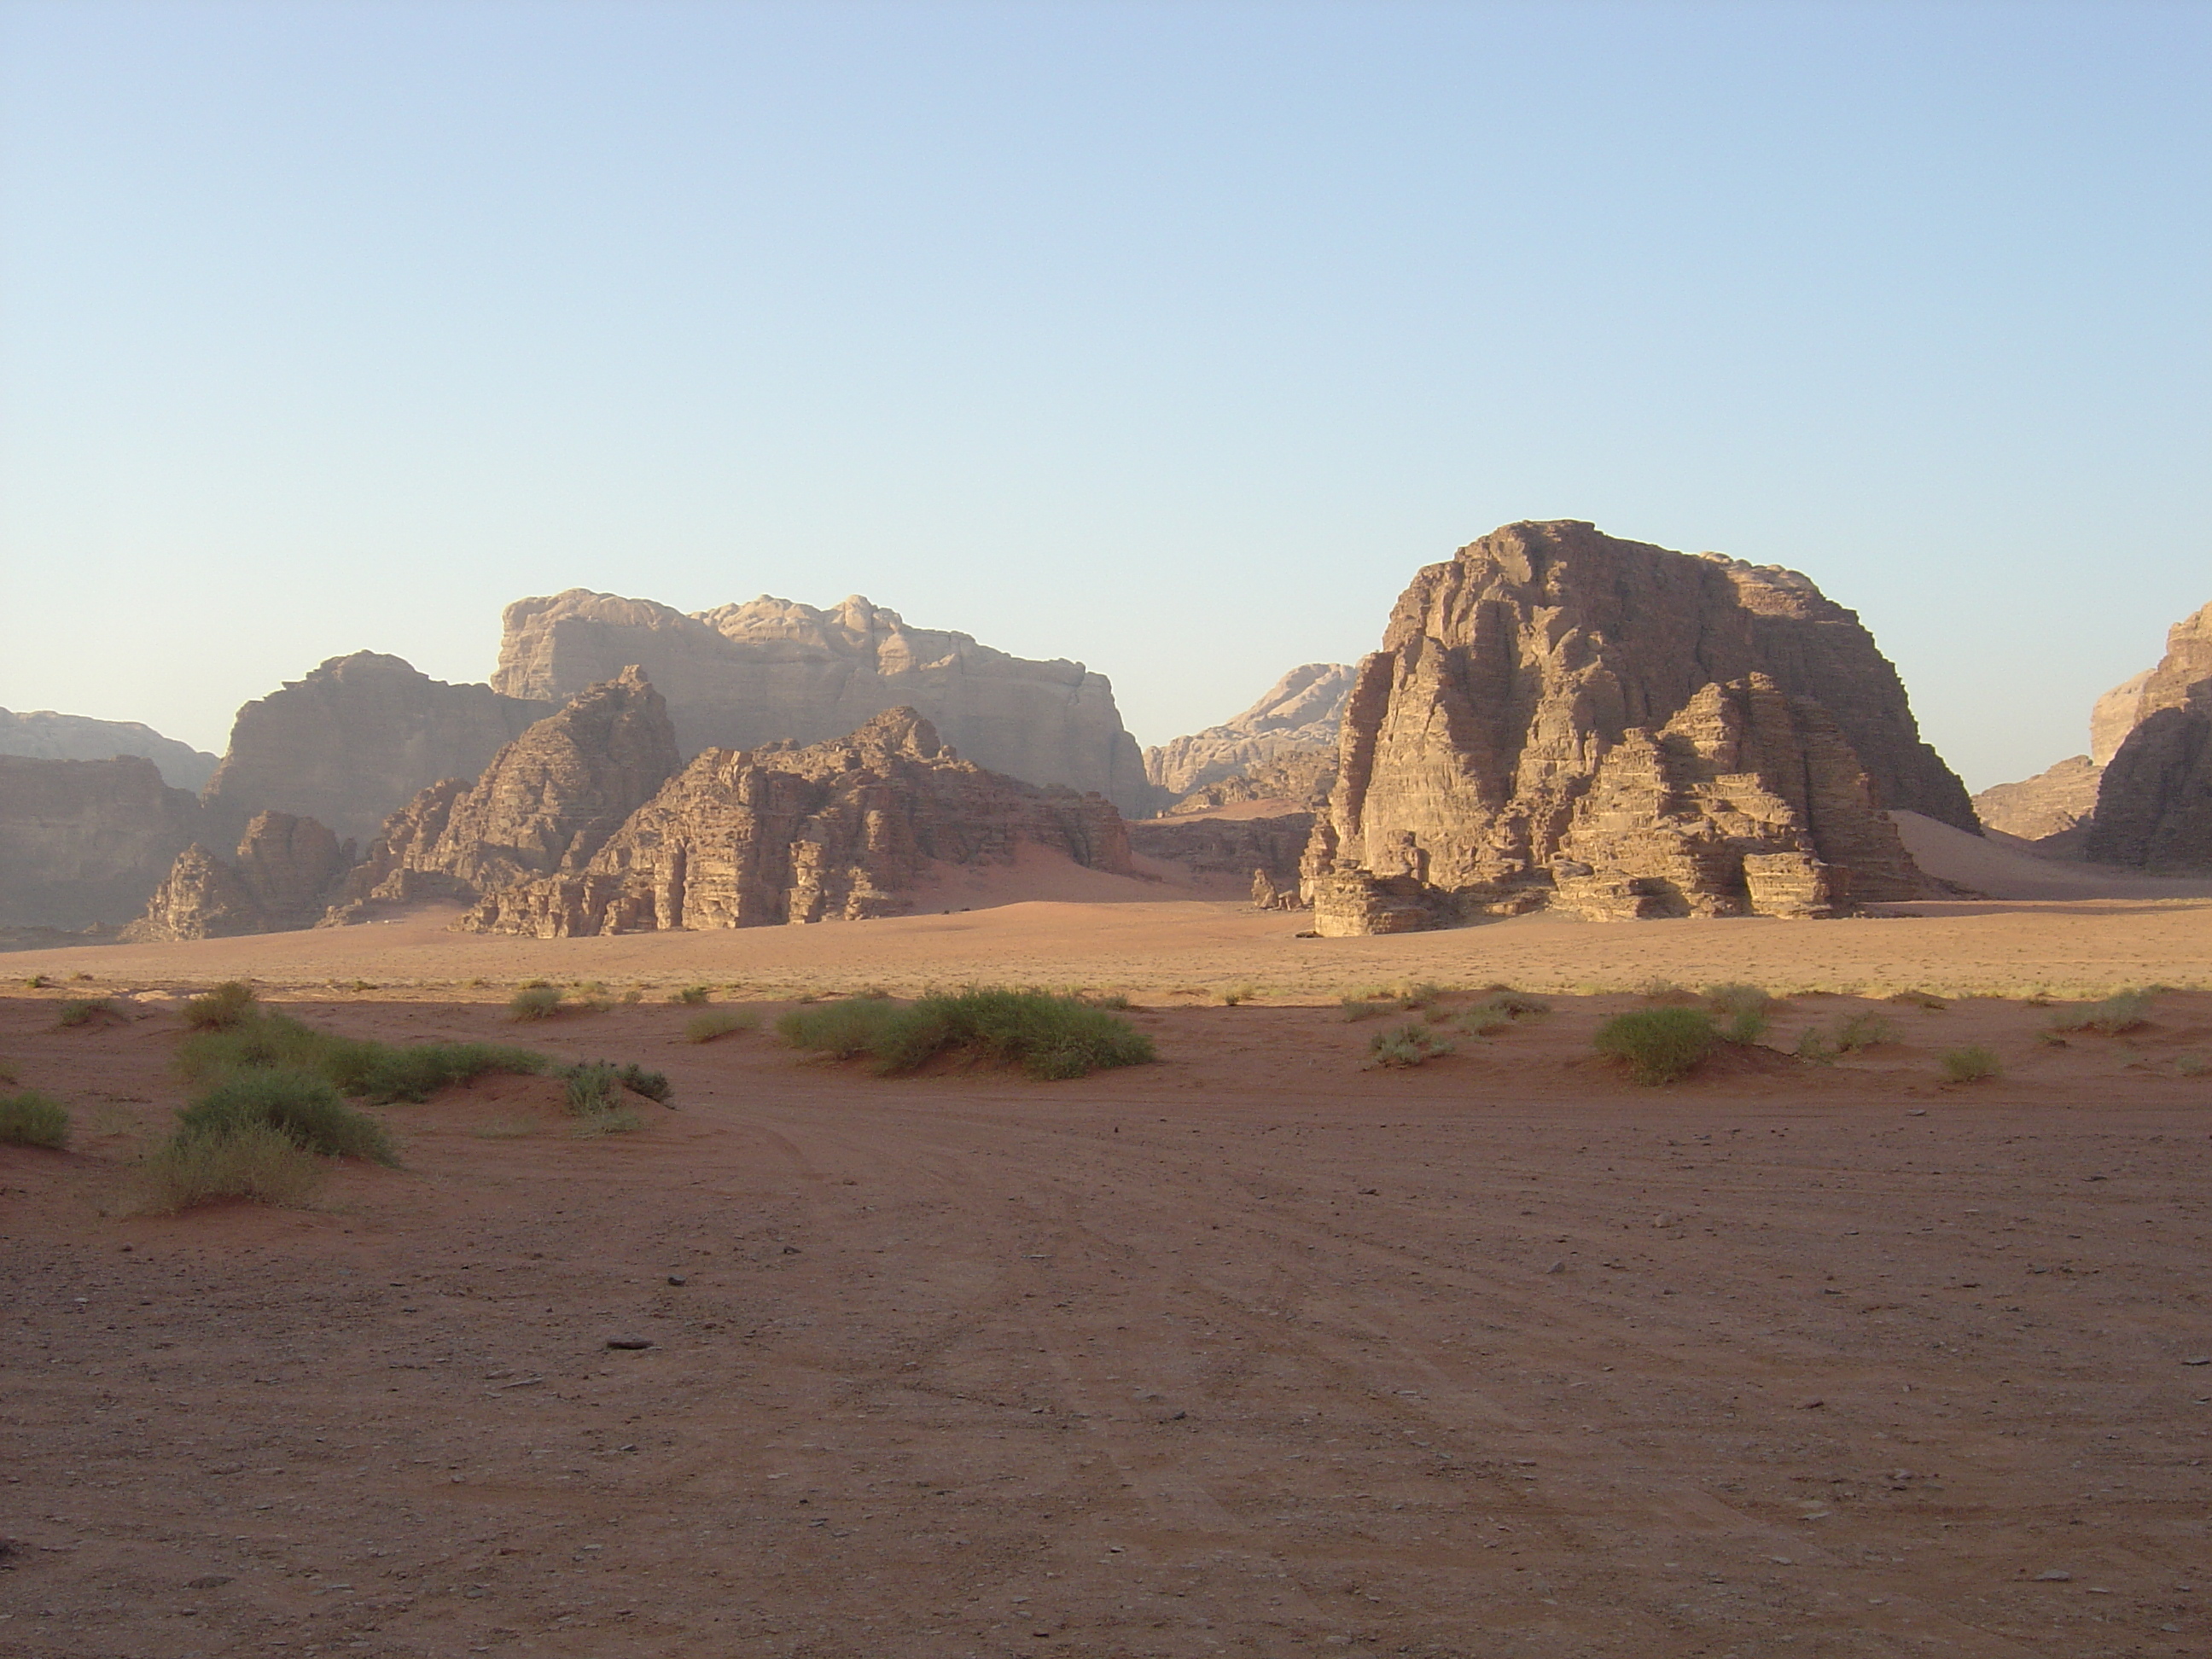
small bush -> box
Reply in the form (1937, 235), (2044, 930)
(176, 1069), (397, 1165)
(2047, 990), (2153, 1036)
(1832, 1012), (1895, 1053)
(562, 1062), (620, 1115)
(571, 1108), (643, 1138)
(1796, 1028), (1838, 1065)
(1220, 985), (1259, 1007)
(1594, 1007), (1716, 1085)
(55, 998), (114, 1027)
(0, 1091), (70, 1149)
(135, 1123), (327, 1213)
(1394, 981), (1447, 1011)
(1940, 1045), (2002, 1084)
(1458, 1005), (1513, 1036)
(181, 981), (259, 1030)
(24, 974), (50, 989)
(1704, 984), (1776, 1045)
(620, 988), (643, 1005)
(1481, 989), (1552, 1017)
(1888, 989), (1948, 1010)
(1340, 996), (1389, 1022)
(1368, 1022), (1454, 1068)
(672, 985), (713, 1005)
(614, 1062), (672, 1103)
(351, 1041), (549, 1103)
(777, 997), (905, 1058)
(509, 986), (565, 1022)
(686, 1009), (756, 1044)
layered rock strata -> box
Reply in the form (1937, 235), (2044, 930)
(492, 590), (1150, 814)
(0, 708), (218, 791)
(0, 755), (206, 928)
(1144, 664), (1353, 806)
(1306, 521), (1956, 930)
(332, 668), (680, 916)
(2085, 602), (2212, 869)
(125, 812), (355, 941)
(462, 708), (1132, 936)
(202, 652), (551, 844)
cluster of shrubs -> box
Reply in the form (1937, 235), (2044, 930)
(1591, 982), (2019, 1087)
(777, 987), (1154, 1080)
(1359, 987), (1552, 1068)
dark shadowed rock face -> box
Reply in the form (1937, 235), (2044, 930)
(2086, 603), (2212, 870)
(0, 709), (218, 791)
(461, 707), (1132, 937)
(491, 590), (1150, 814)
(0, 755), (206, 928)
(1126, 813), (1315, 890)
(125, 812), (356, 941)
(201, 652), (551, 845)
(332, 667), (681, 916)
(1306, 522), (1956, 929)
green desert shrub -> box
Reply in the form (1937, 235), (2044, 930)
(1704, 984), (1777, 1045)
(672, 984), (713, 1005)
(55, 998), (114, 1027)
(1457, 990), (1553, 1036)
(561, 1060), (672, 1114)
(348, 1041), (549, 1103)
(179, 1009), (545, 1103)
(509, 986), (565, 1022)
(1339, 994), (1390, 1022)
(0, 1091), (70, 1149)
(1939, 1045), (2003, 1084)
(181, 981), (259, 1030)
(1367, 1022), (1454, 1068)
(2047, 990), (2153, 1036)
(135, 1123), (327, 1214)
(777, 997), (908, 1059)
(1833, 1012), (1895, 1051)
(686, 1009), (756, 1043)
(1594, 1007), (1717, 1086)
(175, 1069), (397, 1165)
(782, 988), (1154, 1081)
(1220, 985), (1259, 1007)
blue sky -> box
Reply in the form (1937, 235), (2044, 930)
(2, 0), (2205, 788)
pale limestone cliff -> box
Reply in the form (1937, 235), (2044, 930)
(1144, 664), (1353, 806)
(332, 668), (680, 916)
(1304, 522), (1953, 930)
(0, 755), (206, 928)
(201, 652), (551, 845)
(0, 709), (218, 791)
(462, 708), (1132, 937)
(491, 590), (1149, 813)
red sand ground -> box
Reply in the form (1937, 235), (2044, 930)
(4, 983), (2210, 1658)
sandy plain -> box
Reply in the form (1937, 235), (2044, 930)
(5, 818), (2212, 1658)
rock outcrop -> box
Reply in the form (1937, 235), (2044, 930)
(1304, 521), (1957, 929)
(1126, 812), (1315, 891)
(1157, 749), (1338, 816)
(201, 653), (552, 845)
(2085, 602), (2212, 870)
(126, 812), (357, 941)
(332, 668), (681, 916)
(1144, 664), (1353, 806)
(461, 708), (1132, 936)
(1972, 755), (2104, 844)
(0, 708), (219, 791)
(492, 590), (1150, 814)
(0, 755), (207, 928)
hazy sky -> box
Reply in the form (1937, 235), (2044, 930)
(3, 0), (2205, 789)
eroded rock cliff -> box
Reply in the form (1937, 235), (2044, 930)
(202, 652), (551, 844)
(1972, 755), (2104, 844)
(492, 590), (1149, 813)
(1305, 522), (1955, 929)
(333, 667), (681, 915)
(1144, 664), (1353, 806)
(462, 707), (1132, 937)
(126, 812), (357, 941)
(0, 755), (206, 928)
(2084, 602), (2212, 870)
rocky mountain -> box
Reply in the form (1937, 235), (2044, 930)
(1971, 755), (2104, 844)
(1304, 521), (1959, 931)
(462, 707), (1132, 937)
(332, 667), (681, 916)
(126, 812), (356, 941)
(0, 708), (219, 791)
(491, 590), (1150, 814)
(2083, 601), (2212, 869)
(1126, 811), (1315, 893)
(1143, 664), (1353, 806)
(201, 652), (552, 845)
(0, 755), (207, 928)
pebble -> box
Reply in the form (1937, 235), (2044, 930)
(2034, 1569), (2071, 1582)
(1545, 1260), (1565, 1274)
(605, 1337), (654, 1351)
(666, 1274), (688, 1286)
(2183, 1357), (2210, 1366)
(184, 1575), (231, 1590)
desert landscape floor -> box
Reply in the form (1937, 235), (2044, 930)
(5, 982), (2211, 1658)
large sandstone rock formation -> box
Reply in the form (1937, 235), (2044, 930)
(333, 668), (681, 915)
(491, 590), (1150, 814)
(201, 653), (551, 845)
(1971, 755), (2104, 844)
(1305, 521), (1960, 930)
(0, 708), (219, 791)
(126, 812), (356, 941)
(462, 708), (1131, 936)
(1157, 750), (1339, 816)
(1126, 812), (1316, 891)
(2081, 602), (2212, 869)
(0, 755), (206, 928)
(1144, 664), (1353, 806)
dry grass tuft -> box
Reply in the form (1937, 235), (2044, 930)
(133, 1124), (328, 1214)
